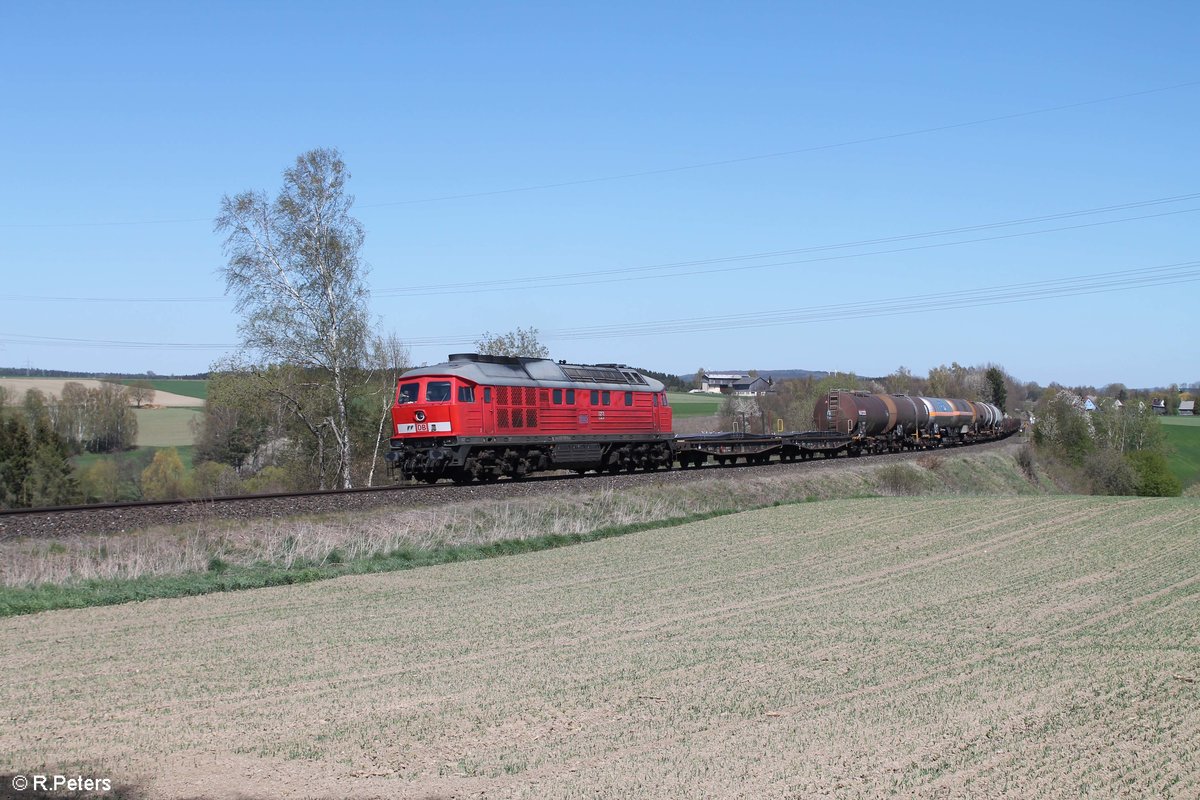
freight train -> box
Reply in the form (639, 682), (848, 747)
(385, 354), (1019, 483)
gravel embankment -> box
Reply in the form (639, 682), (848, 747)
(0, 437), (1024, 539)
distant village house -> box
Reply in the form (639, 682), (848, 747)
(698, 372), (774, 397)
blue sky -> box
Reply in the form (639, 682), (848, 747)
(2, 2), (1196, 388)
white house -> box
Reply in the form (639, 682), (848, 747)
(698, 372), (774, 396)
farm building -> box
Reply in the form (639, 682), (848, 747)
(699, 372), (747, 393)
(699, 372), (774, 396)
(1152, 399), (1167, 415)
(1180, 400), (1195, 416)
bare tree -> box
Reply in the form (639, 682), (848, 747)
(366, 332), (412, 486)
(127, 380), (156, 408)
(475, 326), (549, 358)
(215, 148), (370, 489)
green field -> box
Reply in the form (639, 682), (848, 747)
(133, 406), (203, 447)
(1161, 415), (1200, 488)
(667, 391), (723, 417)
(120, 378), (208, 400)
(2, 495), (1197, 798)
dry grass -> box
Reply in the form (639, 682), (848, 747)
(1, 495), (1197, 798)
(1, 446), (1038, 588)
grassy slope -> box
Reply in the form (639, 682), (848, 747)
(133, 406), (203, 447)
(1, 495), (1196, 799)
(667, 391), (723, 417)
(1160, 416), (1200, 488)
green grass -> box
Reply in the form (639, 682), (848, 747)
(120, 378), (208, 400)
(1159, 415), (1200, 426)
(72, 445), (196, 476)
(1161, 418), (1200, 488)
(667, 391), (723, 417)
(133, 407), (203, 447)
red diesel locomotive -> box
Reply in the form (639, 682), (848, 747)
(386, 353), (674, 482)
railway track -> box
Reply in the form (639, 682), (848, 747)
(0, 436), (1023, 539)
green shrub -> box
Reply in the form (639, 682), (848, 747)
(1125, 450), (1183, 497)
(1083, 449), (1137, 496)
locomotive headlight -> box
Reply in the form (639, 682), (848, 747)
(415, 410), (426, 422)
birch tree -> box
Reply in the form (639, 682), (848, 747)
(366, 332), (412, 487)
(475, 327), (549, 358)
(215, 148), (369, 489)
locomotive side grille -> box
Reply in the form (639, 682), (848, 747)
(497, 409), (509, 429)
(526, 409), (537, 427)
(524, 387), (536, 405)
(512, 409), (524, 428)
(497, 386), (510, 405)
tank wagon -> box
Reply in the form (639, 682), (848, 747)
(385, 354), (674, 482)
(813, 390), (1009, 453)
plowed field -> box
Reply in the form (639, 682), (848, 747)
(2, 495), (1198, 799)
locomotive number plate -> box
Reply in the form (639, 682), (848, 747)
(397, 422), (452, 434)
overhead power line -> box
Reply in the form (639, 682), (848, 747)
(0, 333), (235, 351)
(3, 80), (1196, 229)
(5, 260), (1197, 353)
(374, 194), (1200, 297)
(3, 192), (1197, 304)
(400, 259), (1200, 347)
(361, 80), (1200, 209)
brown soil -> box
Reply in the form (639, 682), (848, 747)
(1, 495), (1197, 798)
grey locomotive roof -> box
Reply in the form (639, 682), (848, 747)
(399, 354), (666, 392)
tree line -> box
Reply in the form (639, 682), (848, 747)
(0, 382), (137, 508)
(714, 362), (1018, 434)
(1030, 390), (1180, 496)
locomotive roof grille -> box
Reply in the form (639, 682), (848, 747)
(561, 365), (649, 385)
(401, 354), (664, 392)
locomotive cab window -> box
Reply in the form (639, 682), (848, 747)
(590, 390), (599, 405)
(553, 389), (563, 404)
(484, 387), (492, 403)
(602, 391), (611, 406)
(426, 381), (451, 402)
(458, 385), (475, 403)
(397, 382), (419, 404)
(566, 389), (575, 404)
(624, 391), (633, 406)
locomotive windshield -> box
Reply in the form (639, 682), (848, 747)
(397, 382), (419, 404)
(426, 381), (452, 402)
